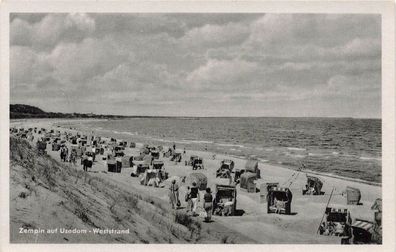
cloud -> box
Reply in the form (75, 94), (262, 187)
(186, 59), (259, 91)
(181, 22), (250, 48)
(242, 14), (381, 62)
(10, 46), (52, 85)
(10, 13), (381, 117)
(47, 37), (127, 83)
(11, 13), (96, 49)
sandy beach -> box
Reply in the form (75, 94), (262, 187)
(10, 118), (381, 244)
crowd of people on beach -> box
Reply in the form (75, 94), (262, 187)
(169, 180), (213, 222)
(59, 146), (78, 165)
(52, 134), (213, 221)
(13, 128), (238, 223)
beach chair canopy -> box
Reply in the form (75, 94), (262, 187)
(189, 173), (208, 190)
(346, 186), (361, 205)
(152, 160), (164, 169)
(151, 150), (160, 159)
(146, 169), (158, 179)
(305, 175), (323, 194)
(245, 159), (258, 173)
(171, 152), (182, 162)
(240, 172), (257, 192)
(352, 219), (373, 231)
(121, 155), (133, 167)
(265, 182), (279, 191)
(241, 172), (256, 180)
(215, 184), (236, 200)
(193, 157), (203, 165)
(325, 208), (349, 222)
(307, 175), (322, 186)
(143, 154), (153, 164)
(269, 187), (291, 200)
(107, 159), (117, 165)
(220, 159), (234, 170)
(140, 147), (150, 155)
(371, 198), (382, 212)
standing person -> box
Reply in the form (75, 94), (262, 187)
(60, 147), (64, 161)
(185, 186), (192, 212)
(92, 146), (96, 162)
(64, 147), (69, 162)
(190, 182), (200, 216)
(82, 154), (88, 172)
(173, 143), (176, 151)
(70, 150), (77, 166)
(169, 179), (179, 209)
(203, 187), (213, 222)
(61, 147), (64, 162)
(68, 149), (72, 163)
(87, 154), (93, 171)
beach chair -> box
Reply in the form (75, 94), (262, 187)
(351, 219), (374, 244)
(213, 184), (237, 216)
(319, 207), (352, 240)
(240, 172), (257, 193)
(346, 186), (361, 205)
(302, 175), (324, 195)
(267, 187), (292, 215)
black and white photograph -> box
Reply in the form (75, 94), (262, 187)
(2, 2), (394, 249)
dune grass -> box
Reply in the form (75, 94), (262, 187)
(10, 136), (206, 243)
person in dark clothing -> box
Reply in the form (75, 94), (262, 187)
(203, 187), (213, 222)
(82, 154), (88, 172)
(60, 147), (64, 161)
(190, 182), (200, 216)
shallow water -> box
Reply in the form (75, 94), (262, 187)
(58, 117), (381, 183)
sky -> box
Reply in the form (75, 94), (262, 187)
(10, 13), (381, 118)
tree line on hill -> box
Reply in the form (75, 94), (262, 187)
(10, 104), (127, 119)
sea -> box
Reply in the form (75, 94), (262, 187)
(58, 117), (381, 184)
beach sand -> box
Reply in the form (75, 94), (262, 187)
(10, 119), (381, 244)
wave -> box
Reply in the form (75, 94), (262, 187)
(258, 158), (269, 162)
(286, 153), (306, 158)
(359, 156), (381, 161)
(215, 143), (246, 148)
(308, 152), (326, 156)
(287, 147), (306, 151)
(123, 131), (137, 136)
